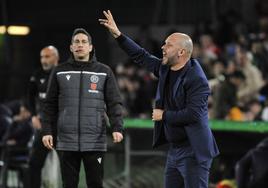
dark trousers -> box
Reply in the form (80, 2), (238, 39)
(57, 150), (104, 188)
(29, 130), (49, 188)
(164, 146), (212, 188)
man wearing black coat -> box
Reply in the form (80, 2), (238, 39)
(42, 28), (124, 188)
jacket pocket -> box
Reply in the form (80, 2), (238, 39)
(97, 111), (101, 127)
(57, 110), (65, 132)
(96, 110), (106, 135)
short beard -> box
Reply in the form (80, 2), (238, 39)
(77, 56), (84, 60)
(166, 59), (176, 67)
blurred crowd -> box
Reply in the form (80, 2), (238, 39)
(0, 100), (33, 149)
(196, 32), (268, 122)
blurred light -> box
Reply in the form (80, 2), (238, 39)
(0, 26), (6, 34)
(7, 26), (30, 35)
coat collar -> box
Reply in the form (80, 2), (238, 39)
(173, 60), (192, 98)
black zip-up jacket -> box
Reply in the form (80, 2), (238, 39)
(27, 68), (51, 117)
(42, 55), (123, 151)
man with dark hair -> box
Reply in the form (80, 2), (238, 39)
(27, 45), (59, 188)
(99, 11), (219, 188)
(42, 28), (123, 188)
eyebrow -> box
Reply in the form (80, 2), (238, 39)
(74, 39), (88, 41)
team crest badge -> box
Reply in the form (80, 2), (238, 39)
(90, 83), (97, 90)
(90, 75), (99, 83)
(90, 75), (99, 90)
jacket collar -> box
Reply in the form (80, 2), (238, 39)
(172, 60), (191, 98)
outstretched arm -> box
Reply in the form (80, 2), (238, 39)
(99, 10), (162, 77)
(99, 10), (121, 38)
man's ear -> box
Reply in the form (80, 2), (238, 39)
(178, 49), (184, 57)
(70, 45), (73, 52)
(89, 44), (93, 52)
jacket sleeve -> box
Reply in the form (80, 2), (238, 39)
(235, 150), (252, 188)
(27, 74), (38, 115)
(116, 34), (161, 77)
(41, 68), (58, 135)
(104, 68), (124, 133)
(163, 76), (210, 125)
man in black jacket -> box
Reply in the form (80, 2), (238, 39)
(27, 45), (59, 188)
(42, 28), (123, 188)
(235, 137), (268, 188)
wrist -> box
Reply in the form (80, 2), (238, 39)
(114, 31), (121, 38)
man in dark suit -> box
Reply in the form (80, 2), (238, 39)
(99, 10), (219, 188)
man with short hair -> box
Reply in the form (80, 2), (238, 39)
(99, 10), (219, 188)
(42, 28), (123, 188)
(27, 45), (59, 188)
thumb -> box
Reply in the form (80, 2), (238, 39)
(49, 136), (53, 147)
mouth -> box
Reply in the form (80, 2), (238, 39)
(75, 49), (83, 53)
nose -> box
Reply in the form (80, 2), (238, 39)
(77, 43), (83, 47)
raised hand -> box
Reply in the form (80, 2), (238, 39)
(99, 10), (121, 38)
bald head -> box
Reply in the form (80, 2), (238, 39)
(162, 32), (193, 70)
(40, 45), (59, 71)
(168, 33), (193, 58)
(42, 45), (59, 58)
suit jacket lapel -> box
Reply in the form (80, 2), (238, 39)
(153, 65), (169, 148)
(155, 66), (169, 108)
(173, 60), (191, 98)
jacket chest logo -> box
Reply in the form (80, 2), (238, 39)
(40, 78), (45, 84)
(90, 83), (97, 90)
(66, 75), (71, 81)
(90, 75), (99, 83)
(90, 75), (99, 91)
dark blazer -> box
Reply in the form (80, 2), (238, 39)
(117, 34), (219, 163)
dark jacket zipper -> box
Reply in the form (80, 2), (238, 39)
(78, 70), (83, 151)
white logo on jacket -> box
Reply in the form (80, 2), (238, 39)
(40, 78), (45, 84)
(66, 75), (71, 80)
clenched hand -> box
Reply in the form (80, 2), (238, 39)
(112, 132), (123, 143)
(152, 109), (164, 121)
(42, 135), (53, 150)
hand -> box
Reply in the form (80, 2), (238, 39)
(32, 116), (42, 129)
(42, 135), (54, 150)
(6, 139), (16, 146)
(112, 132), (123, 143)
(152, 109), (164, 121)
(99, 10), (121, 38)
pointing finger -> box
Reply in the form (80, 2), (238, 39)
(103, 11), (109, 19)
(108, 10), (114, 19)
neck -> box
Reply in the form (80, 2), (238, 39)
(171, 60), (187, 71)
(74, 57), (89, 62)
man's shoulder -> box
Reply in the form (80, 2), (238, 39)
(92, 61), (113, 73)
(32, 68), (44, 75)
(188, 59), (206, 76)
(184, 59), (208, 84)
(53, 62), (71, 71)
(30, 68), (45, 81)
